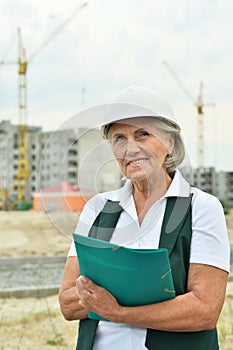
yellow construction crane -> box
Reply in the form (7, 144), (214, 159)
(1, 2), (87, 201)
(17, 28), (29, 201)
(163, 61), (214, 170)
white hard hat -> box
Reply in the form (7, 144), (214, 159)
(107, 85), (179, 128)
(66, 85), (180, 130)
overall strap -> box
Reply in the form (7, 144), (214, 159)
(76, 319), (99, 350)
(159, 195), (193, 255)
(88, 200), (123, 241)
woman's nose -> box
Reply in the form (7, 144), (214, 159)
(125, 140), (141, 156)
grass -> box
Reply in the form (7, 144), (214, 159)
(218, 283), (233, 349)
(0, 295), (78, 350)
(0, 284), (232, 349)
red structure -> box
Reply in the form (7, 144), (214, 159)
(33, 182), (93, 212)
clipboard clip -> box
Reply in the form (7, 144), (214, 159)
(112, 245), (122, 251)
(164, 288), (175, 293)
(161, 268), (172, 279)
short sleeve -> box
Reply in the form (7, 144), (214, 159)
(190, 190), (230, 272)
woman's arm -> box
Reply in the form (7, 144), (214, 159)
(58, 256), (88, 321)
(76, 263), (228, 332)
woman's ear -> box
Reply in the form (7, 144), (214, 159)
(167, 133), (175, 155)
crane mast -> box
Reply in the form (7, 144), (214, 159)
(15, 28), (29, 201)
(197, 81), (204, 171)
(163, 61), (211, 170)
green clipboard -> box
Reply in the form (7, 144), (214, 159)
(73, 233), (175, 320)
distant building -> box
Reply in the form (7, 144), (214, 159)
(193, 167), (233, 208)
(0, 120), (42, 200)
(216, 171), (233, 208)
(225, 172), (233, 207)
(39, 128), (79, 189)
(0, 120), (121, 204)
(193, 167), (217, 195)
(39, 127), (121, 194)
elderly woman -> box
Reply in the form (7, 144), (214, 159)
(58, 86), (230, 350)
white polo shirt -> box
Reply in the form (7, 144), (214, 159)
(68, 170), (230, 350)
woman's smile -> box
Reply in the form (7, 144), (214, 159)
(127, 157), (148, 167)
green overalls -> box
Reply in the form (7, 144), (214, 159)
(76, 196), (219, 350)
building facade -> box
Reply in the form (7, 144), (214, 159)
(0, 120), (121, 203)
(193, 167), (217, 195)
(193, 167), (233, 208)
(0, 120), (42, 200)
(215, 171), (233, 208)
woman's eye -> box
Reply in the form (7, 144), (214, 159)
(113, 135), (126, 145)
(138, 131), (149, 139)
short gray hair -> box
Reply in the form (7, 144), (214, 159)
(151, 117), (185, 175)
(102, 117), (185, 176)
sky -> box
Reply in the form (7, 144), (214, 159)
(0, 0), (233, 171)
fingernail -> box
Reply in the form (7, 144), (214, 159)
(80, 275), (88, 283)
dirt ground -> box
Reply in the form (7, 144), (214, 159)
(0, 210), (80, 258)
(0, 209), (232, 258)
(0, 209), (232, 349)
(0, 294), (78, 350)
(0, 210), (79, 349)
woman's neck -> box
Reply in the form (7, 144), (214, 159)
(132, 170), (172, 225)
(132, 170), (172, 199)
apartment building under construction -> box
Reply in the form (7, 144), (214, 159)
(0, 120), (120, 202)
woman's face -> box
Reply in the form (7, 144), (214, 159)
(109, 117), (174, 182)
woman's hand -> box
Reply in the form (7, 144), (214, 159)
(76, 265), (228, 331)
(76, 276), (122, 321)
(58, 257), (88, 321)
